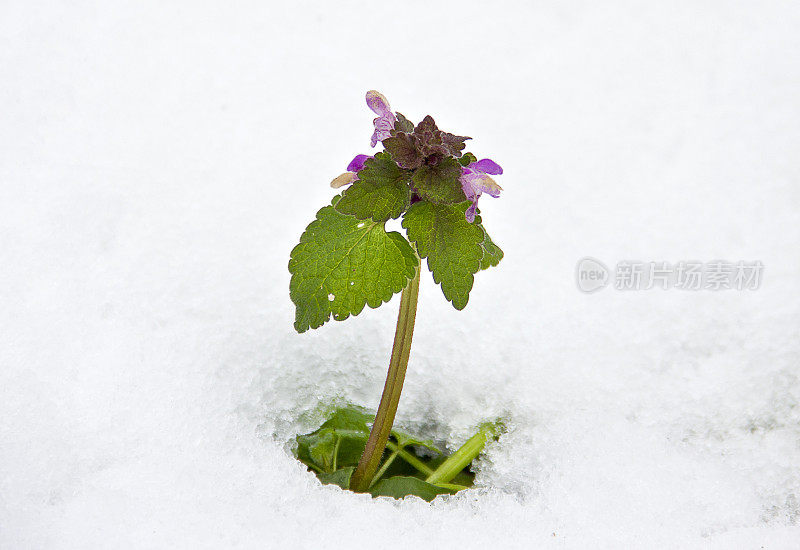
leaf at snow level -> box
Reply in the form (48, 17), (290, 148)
(335, 152), (412, 222)
(288, 196), (419, 333)
(319, 406), (373, 432)
(318, 467), (354, 489)
(307, 430), (337, 472)
(295, 406), (444, 474)
(320, 406), (441, 454)
(392, 430), (441, 454)
(370, 476), (457, 502)
(297, 427), (368, 472)
(402, 201), (485, 310)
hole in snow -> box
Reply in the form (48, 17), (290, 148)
(288, 404), (505, 502)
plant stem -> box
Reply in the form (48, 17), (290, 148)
(332, 436), (341, 472)
(368, 448), (398, 488)
(385, 441), (434, 476)
(425, 425), (492, 485)
(349, 265), (421, 493)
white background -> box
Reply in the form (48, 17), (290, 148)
(2, 1), (799, 548)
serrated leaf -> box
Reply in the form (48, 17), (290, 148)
(469, 211), (504, 270)
(478, 226), (504, 270)
(441, 132), (470, 157)
(335, 152), (412, 222)
(370, 476), (457, 502)
(412, 115), (450, 162)
(382, 133), (422, 169)
(394, 112), (414, 134)
(414, 115), (438, 135)
(411, 157), (466, 205)
(289, 197), (419, 332)
(402, 201), (485, 310)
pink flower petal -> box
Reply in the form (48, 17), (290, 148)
(347, 154), (372, 172)
(365, 90), (391, 116)
(470, 158), (503, 175)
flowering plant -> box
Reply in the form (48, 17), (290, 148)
(289, 91), (504, 497)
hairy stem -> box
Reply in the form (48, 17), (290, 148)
(350, 265), (421, 492)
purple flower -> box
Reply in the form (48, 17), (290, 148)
(460, 159), (503, 222)
(366, 90), (397, 147)
(330, 154), (373, 189)
(346, 154), (371, 173)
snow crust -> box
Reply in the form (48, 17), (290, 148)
(1, 1), (799, 548)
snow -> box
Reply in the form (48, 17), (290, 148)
(2, 1), (799, 548)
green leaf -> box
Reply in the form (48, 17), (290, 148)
(295, 406), (492, 497)
(335, 152), (412, 222)
(393, 112), (415, 134)
(336, 437), (368, 467)
(392, 430), (441, 455)
(318, 467), (354, 489)
(289, 197), (419, 333)
(297, 429), (367, 472)
(296, 410), (372, 472)
(441, 132), (470, 157)
(319, 406), (372, 432)
(411, 157), (466, 205)
(307, 429), (337, 472)
(432, 482), (469, 492)
(382, 133), (422, 170)
(468, 211), (504, 270)
(402, 201), (485, 310)
(458, 152), (477, 167)
(478, 225), (504, 270)
(313, 407), (439, 452)
(370, 476), (457, 502)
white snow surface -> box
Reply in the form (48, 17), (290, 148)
(2, 1), (800, 548)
